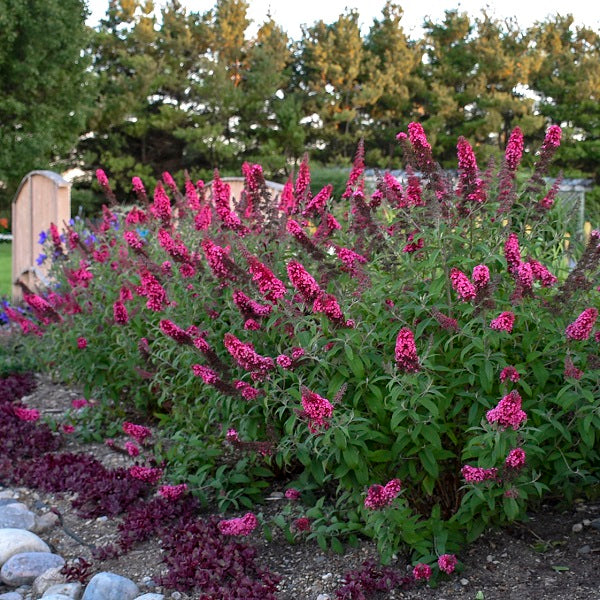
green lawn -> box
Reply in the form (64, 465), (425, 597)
(0, 243), (11, 298)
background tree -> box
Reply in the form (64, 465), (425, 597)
(0, 0), (94, 210)
(528, 16), (600, 181)
(298, 10), (379, 162)
(363, 1), (422, 166)
(418, 10), (478, 164)
(468, 14), (544, 161)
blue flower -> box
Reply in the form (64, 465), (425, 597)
(36, 253), (47, 266)
(138, 228), (149, 238)
(38, 231), (48, 245)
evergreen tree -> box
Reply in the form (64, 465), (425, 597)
(528, 16), (600, 180)
(0, 0), (93, 209)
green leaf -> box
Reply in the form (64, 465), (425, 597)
(418, 448), (439, 478)
(330, 537), (344, 554)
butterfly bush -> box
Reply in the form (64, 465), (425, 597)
(9, 122), (599, 574)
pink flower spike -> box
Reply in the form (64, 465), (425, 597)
(364, 478), (402, 510)
(490, 311), (515, 333)
(124, 441), (140, 457)
(285, 488), (301, 500)
(122, 421), (152, 444)
(395, 328), (420, 373)
(471, 265), (490, 290)
(413, 563), (432, 581)
(499, 366), (520, 383)
(158, 483), (188, 500)
(77, 337), (88, 349)
(461, 465), (498, 483)
(13, 407), (40, 422)
(301, 388), (334, 433)
(226, 428), (240, 442)
(450, 268), (476, 301)
(129, 466), (163, 484)
(565, 308), (598, 341)
(486, 390), (527, 430)
(294, 517), (311, 532)
(505, 448), (526, 469)
(438, 554), (458, 574)
(218, 512), (258, 536)
(71, 398), (88, 410)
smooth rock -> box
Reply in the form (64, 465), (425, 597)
(32, 512), (59, 535)
(591, 518), (600, 531)
(0, 505), (36, 531)
(0, 499), (20, 507)
(43, 583), (82, 599)
(572, 523), (583, 533)
(0, 592), (23, 600)
(134, 595), (165, 600)
(0, 491), (17, 500)
(81, 573), (139, 600)
(0, 530), (50, 566)
(1, 553), (65, 587)
(40, 596), (71, 600)
(32, 566), (66, 596)
(578, 545), (591, 554)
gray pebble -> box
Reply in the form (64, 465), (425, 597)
(81, 573), (139, 600)
(133, 595), (165, 600)
(42, 583), (82, 598)
(40, 596), (71, 600)
(572, 523), (583, 533)
(591, 519), (600, 531)
(0, 499), (20, 507)
(0, 504), (36, 531)
(1, 553), (65, 587)
(578, 545), (591, 554)
(0, 530), (50, 567)
(32, 566), (66, 596)
(0, 592), (24, 600)
(32, 512), (59, 535)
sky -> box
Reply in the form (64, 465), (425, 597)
(86, 0), (600, 38)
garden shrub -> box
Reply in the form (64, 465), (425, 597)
(5, 123), (599, 576)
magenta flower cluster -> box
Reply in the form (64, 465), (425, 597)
(490, 311), (515, 333)
(450, 268), (476, 301)
(486, 390), (527, 430)
(129, 466), (163, 484)
(565, 308), (598, 341)
(217, 512), (258, 536)
(438, 554), (458, 574)
(364, 478), (402, 510)
(301, 388), (334, 433)
(461, 465), (498, 483)
(123, 421), (152, 444)
(394, 327), (420, 373)
(505, 448), (526, 469)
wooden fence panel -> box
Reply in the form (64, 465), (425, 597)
(11, 171), (71, 301)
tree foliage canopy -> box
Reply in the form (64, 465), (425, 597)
(0, 0), (94, 207)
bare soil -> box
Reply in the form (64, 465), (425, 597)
(2, 374), (598, 600)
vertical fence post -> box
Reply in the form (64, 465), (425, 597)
(11, 171), (71, 301)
